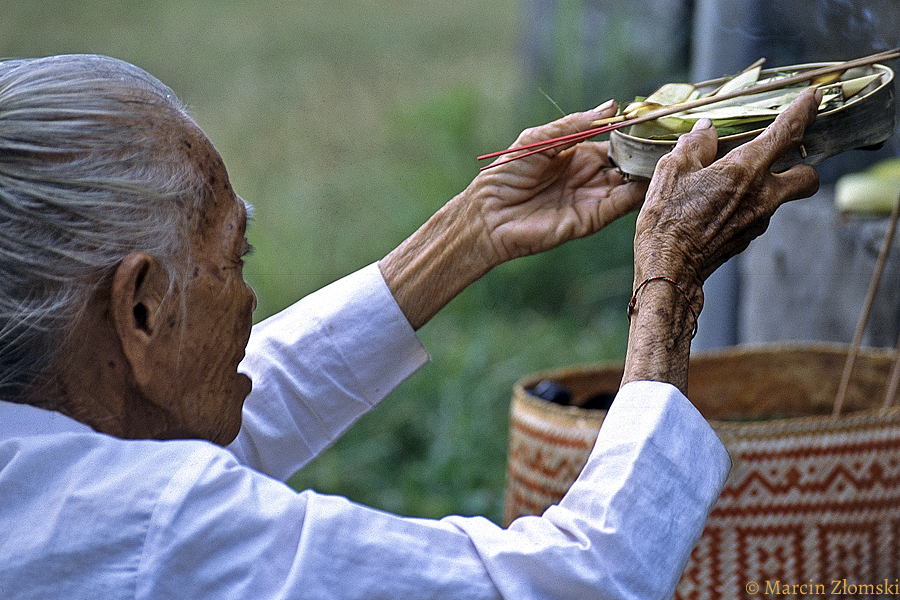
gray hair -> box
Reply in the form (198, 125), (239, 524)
(0, 54), (206, 400)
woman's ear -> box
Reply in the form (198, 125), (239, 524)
(110, 252), (175, 389)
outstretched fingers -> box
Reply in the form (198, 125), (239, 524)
(500, 100), (620, 162)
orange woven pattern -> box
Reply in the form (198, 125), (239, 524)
(503, 345), (900, 600)
(504, 393), (605, 524)
(678, 409), (900, 599)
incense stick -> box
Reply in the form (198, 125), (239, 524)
(883, 316), (900, 410)
(478, 48), (900, 171)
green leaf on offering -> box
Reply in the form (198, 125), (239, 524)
(623, 60), (881, 142)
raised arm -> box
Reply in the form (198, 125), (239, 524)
(622, 88), (822, 393)
(379, 101), (648, 329)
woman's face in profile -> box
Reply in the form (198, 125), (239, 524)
(153, 127), (258, 445)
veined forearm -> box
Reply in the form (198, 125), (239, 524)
(378, 190), (493, 330)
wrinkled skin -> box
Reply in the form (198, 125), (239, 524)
(473, 101), (648, 265)
(149, 136), (257, 444)
(51, 119), (258, 445)
(53, 88), (819, 441)
(60, 100), (643, 443)
(635, 88), (822, 308)
(121, 127), (258, 445)
(380, 101), (648, 329)
(623, 88), (821, 393)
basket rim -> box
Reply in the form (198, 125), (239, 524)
(512, 341), (900, 430)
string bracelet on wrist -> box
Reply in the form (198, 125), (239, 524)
(627, 276), (699, 339)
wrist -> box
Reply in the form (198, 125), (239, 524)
(633, 258), (704, 317)
(628, 276), (699, 339)
(621, 274), (699, 394)
(379, 189), (493, 329)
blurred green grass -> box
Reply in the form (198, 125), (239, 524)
(2, 0), (643, 523)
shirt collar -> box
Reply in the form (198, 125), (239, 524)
(0, 399), (94, 439)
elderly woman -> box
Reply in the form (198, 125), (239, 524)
(0, 55), (819, 599)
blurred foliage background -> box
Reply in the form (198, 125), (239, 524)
(1, 0), (690, 522)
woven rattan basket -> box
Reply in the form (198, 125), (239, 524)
(504, 343), (900, 599)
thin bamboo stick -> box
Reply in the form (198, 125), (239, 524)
(478, 48), (900, 170)
(883, 317), (900, 410)
(834, 190), (900, 416)
(882, 194), (900, 410)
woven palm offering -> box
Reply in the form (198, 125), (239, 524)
(504, 343), (900, 599)
(608, 58), (895, 180)
(478, 49), (897, 175)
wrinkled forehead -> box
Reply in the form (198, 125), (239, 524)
(115, 88), (244, 246)
(173, 120), (249, 239)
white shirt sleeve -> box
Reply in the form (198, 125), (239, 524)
(446, 380), (731, 599)
(141, 381), (729, 600)
(214, 264), (730, 598)
(229, 263), (430, 480)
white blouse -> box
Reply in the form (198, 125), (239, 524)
(0, 263), (730, 599)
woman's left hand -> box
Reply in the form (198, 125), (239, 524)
(381, 101), (646, 329)
(471, 101), (647, 266)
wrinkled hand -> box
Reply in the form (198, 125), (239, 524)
(622, 88), (821, 393)
(634, 87), (822, 311)
(380, 101), (646, 330)
(473, 102), (647, 266)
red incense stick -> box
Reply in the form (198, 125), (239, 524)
(477, 121), (625, 169)
(477, 48), (899, 171)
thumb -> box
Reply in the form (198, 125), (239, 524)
(674, 118), (718, 168)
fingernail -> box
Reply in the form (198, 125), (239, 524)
(814, 88), (823, 105)
(693, 118), (713, 130)
(592, 99), (616, 112)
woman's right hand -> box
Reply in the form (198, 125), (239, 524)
(633, 87), (822, 314)
(622, 88), (821, 393)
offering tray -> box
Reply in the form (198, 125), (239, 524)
(609, 62), (896, 180)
